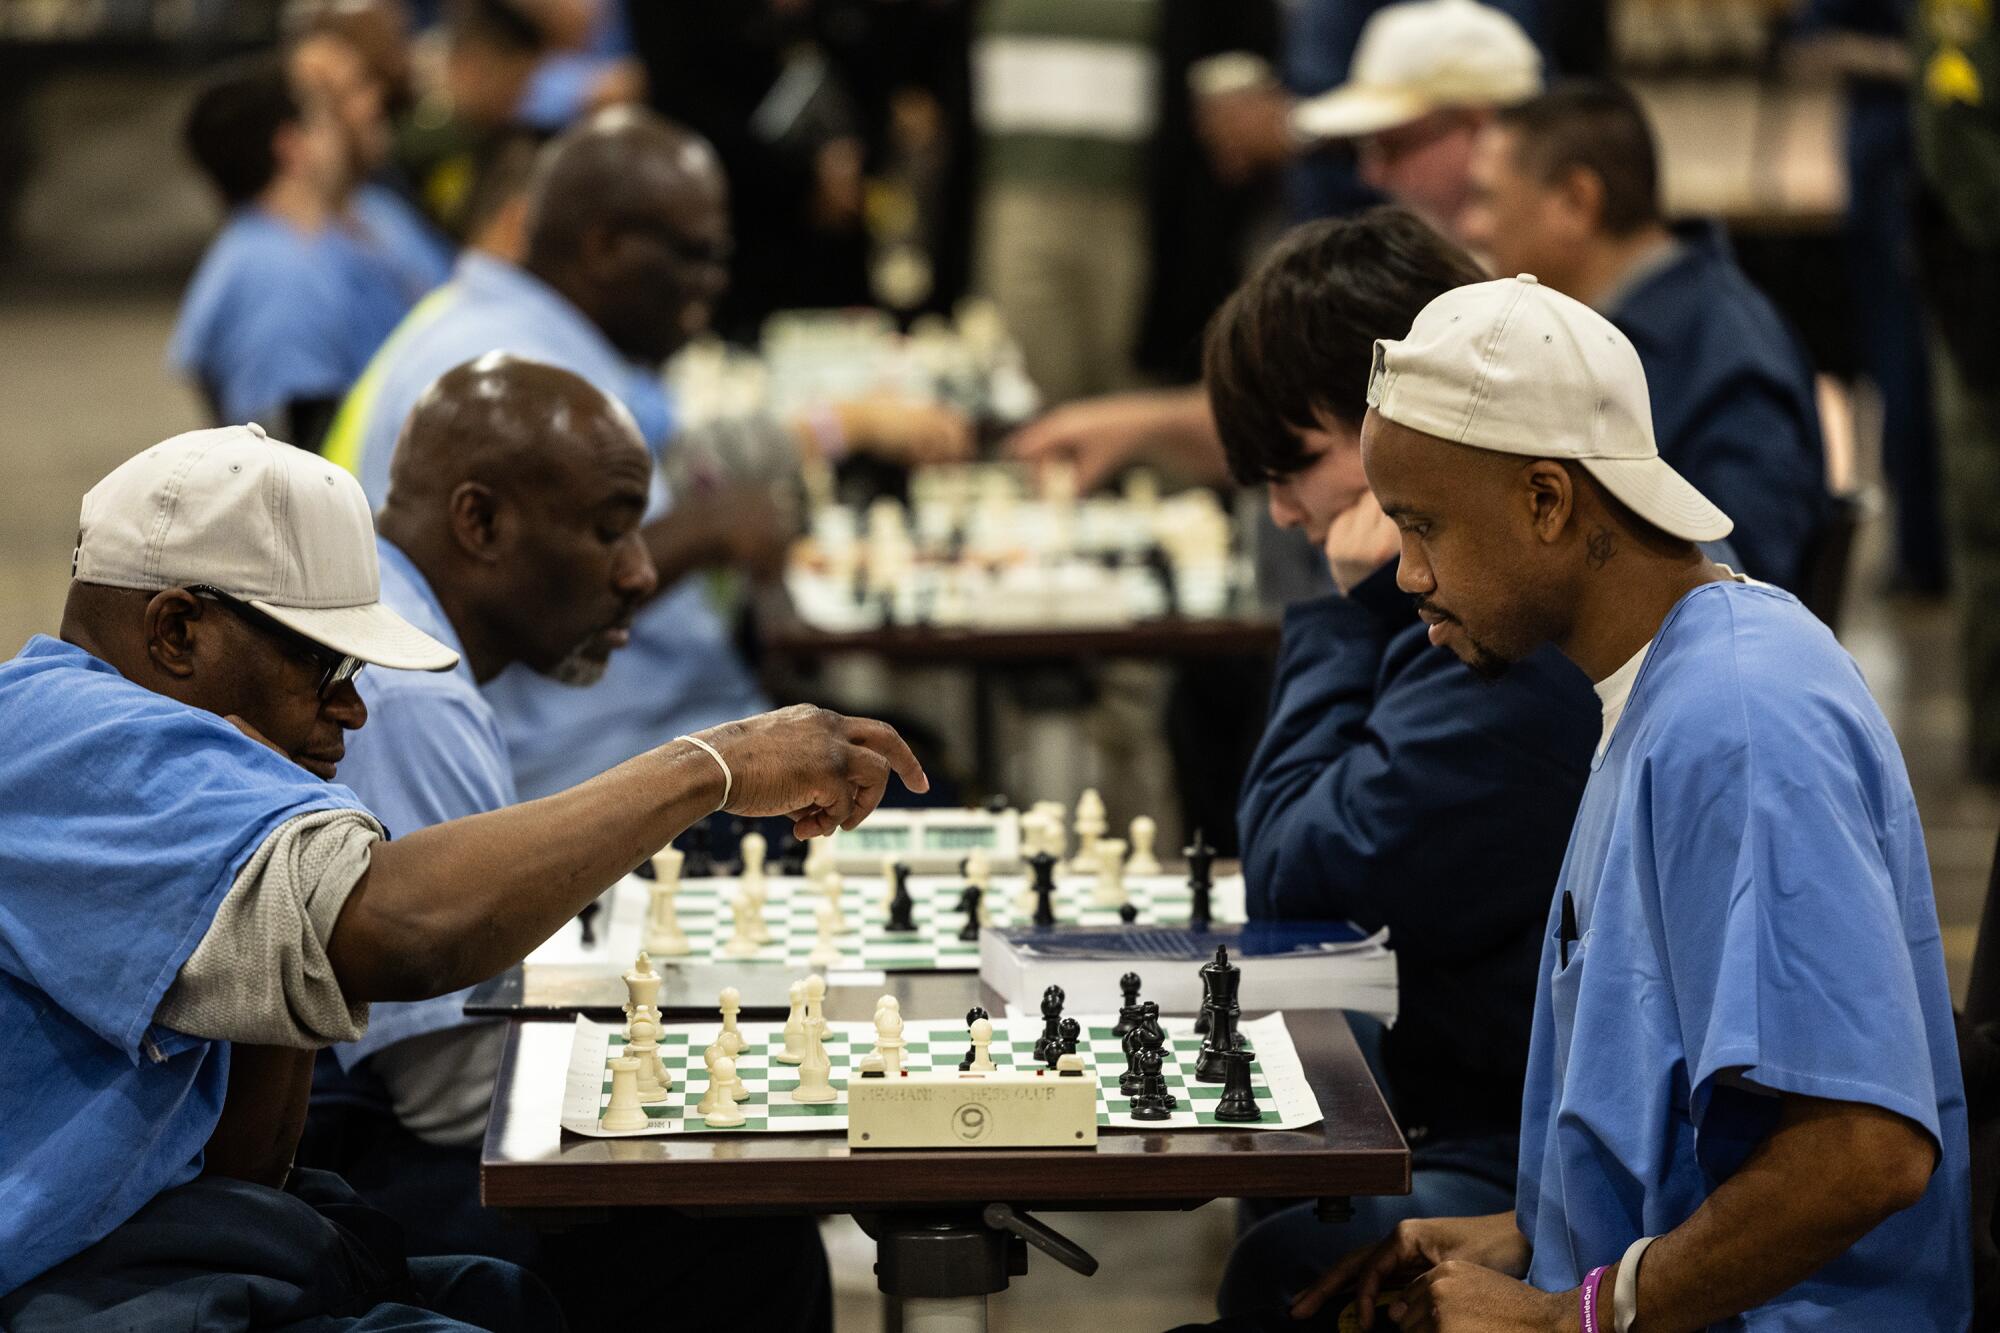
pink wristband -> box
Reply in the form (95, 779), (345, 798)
(1580, 1265), (1612, 1333)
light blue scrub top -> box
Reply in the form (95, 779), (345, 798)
(169, 207), (411, 424)
(349, 182), (454, 303)
(0, 638), (372, 1295)
(329, 538), (511, 1069)
(340, 253), (767, 800)
(1518, 581), (1972, 1329)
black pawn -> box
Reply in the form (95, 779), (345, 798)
(956, 882), (983, 942)
(959, 1005), (989, 1071)
(1112, 972), (1143, 1037)
(1028, 851), (1059, 927)
(1140, 1024), (1177, 1110)
(577, 900), (600, 946)
(1033, 985), (1066, 1065)
(1185, 830), (1216, 929)
(1118, 902), (1139, 925)
(1057, 1016), (1081, 1060)
(1129, 1044), (1171, 1120)
(1212, 1046), (1263, 1123)
(885, 861), (917, 932)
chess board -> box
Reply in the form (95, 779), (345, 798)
(530, 868), (1248, 975)
(559, 1012), (1320, 1137)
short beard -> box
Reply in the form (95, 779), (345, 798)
(1461, 639), (1511, 681)
(550, 645), (609, 687)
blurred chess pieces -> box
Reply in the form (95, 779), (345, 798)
(804, 836), (837, 884)
(703, 1057), (747, 1127)
(792, 975), (837, 1103)
(960, 1005), (990, 1070)
(739, 832), (773, 943)
(955, 879), (983, 942)
(776, 978), (807, 1065)
(1126, 816), (1161, 876)
(603, 1056), (649, 1131)
(1070, 789), (1106, 871)
(1028, 851), (1059, 927)
(644, 848), (691, 956)
(885, 860), (917, 933)
(1186, 829), (1217, 930)
(1091, 836), (1129, 909)
(1031, 800), (1069, 862)
(723, 890), (761, 957)
(821, 872), (850, 934)
(809, 902), (843, 967)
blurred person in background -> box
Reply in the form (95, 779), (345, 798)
(965, 0), (1280, 405)
(1006, 0), (1542, 490)
(512, 0), (647, 132)
(172, 59), (414, 453)
(1790, 0), (1946, 598)
(395, 0), (547, 240)
(289, 13), (456, 301)
(1914, 0), (2000, 781)
(1459, 81), (1831, 593)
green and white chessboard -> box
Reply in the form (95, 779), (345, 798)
(559, 1011), (1320, 1137)
(530, 869), (1247, 974)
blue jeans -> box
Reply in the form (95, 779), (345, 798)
(1212, 1133), (1519, 1331)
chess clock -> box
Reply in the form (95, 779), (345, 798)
(827, 808), (1022, 873)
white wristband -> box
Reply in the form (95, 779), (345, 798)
(1613, 1234), (1657, 1333)
(676, 734), (731, 811)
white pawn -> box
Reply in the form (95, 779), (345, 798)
(1033, 801), (1069, 861)
(879, 855), (901, 912)
(808, 902), (843, 967)
(740, 833), (774, 943)
(1091, 837), (1128, 909)
(1126, 816), (1162, 876)
(740, 830), (768, 882)
(696, 1041), (728, 1116)
(965, 849), (994, 925)
(967, 1016), (996, 1072)
(718, 987), (745, 1059)
(792, 976), (837, 1103)
(603, 1056), (649, 1131)
(876, 1006), (906, 1076)
(723, 890), (760, 957)
(775, 978), (807, 1066)
(803, 837), (835, 883)
(702, 1056), (746, 1127)
(821, 872), (850, 934)
(871, 995), (901, 1056)
(630, 1036), (667, 1100)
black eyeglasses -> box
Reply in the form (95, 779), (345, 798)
(190, 585), (364, 699)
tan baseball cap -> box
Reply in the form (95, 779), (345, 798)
(1292, 0), (1542, 142)
(1367, 274), (1734, 543)
(73, 423), (459, 671)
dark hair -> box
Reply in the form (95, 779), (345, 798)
(1204, 208), (1487, 485)
(183, 60), (301, 208)
(1494, 80), (1662, 236)
(449, 0), (544, 56)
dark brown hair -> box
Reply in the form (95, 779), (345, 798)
(1203, 207), (1486, 485)
(1495, 80), (1663, 237)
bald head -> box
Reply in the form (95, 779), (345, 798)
(522, 109), (731, 366)
(379, 353), (658, 684)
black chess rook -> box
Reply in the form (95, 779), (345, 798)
(1212, 1046), (1263, 1122)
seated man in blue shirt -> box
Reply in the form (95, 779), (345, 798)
(1459, 79), (1832, 592)
(326, 107), (787, 803)
(1293, 277), (1968, 1329)
(1200, 209), (1599, 1325)
(172, 60), (416, 452)
(311, 352), (830, 1329)
(0, 423), (925, 1327)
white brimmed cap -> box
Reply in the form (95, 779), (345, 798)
(1292, 0), (1542, 142)
(1367, 274), (1733, 543)
(74, 423), (459, 671)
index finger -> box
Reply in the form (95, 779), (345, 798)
(1291, 1239), (1385, 1319)
(845, 716), (929, 794)
(839, 748), (894, 831)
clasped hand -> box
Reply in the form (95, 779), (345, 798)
(1291, 1214), (1573, 1332)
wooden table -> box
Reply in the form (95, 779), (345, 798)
(481, 982), (1407, 1328)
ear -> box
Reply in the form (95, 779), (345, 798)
(1522, 460), (1575, 544)
(144, 589), (203, 681)
(1556, 166), (1606, 235)
(447, 481), (505, 563)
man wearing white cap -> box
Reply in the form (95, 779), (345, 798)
(1291, 277), (1969, 1329)
(0, 425), (925, 1326)
(1292, 0), (1542, 239)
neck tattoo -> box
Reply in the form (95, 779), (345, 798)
(1586, 528), (1615, 570)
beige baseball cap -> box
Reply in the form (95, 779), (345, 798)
(1367, 274), (1734, 543)
(1292, 0), (1542, 142)
(73, 423), (459, 671)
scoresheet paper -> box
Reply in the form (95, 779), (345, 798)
(561, 1012), (1323, 1138)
